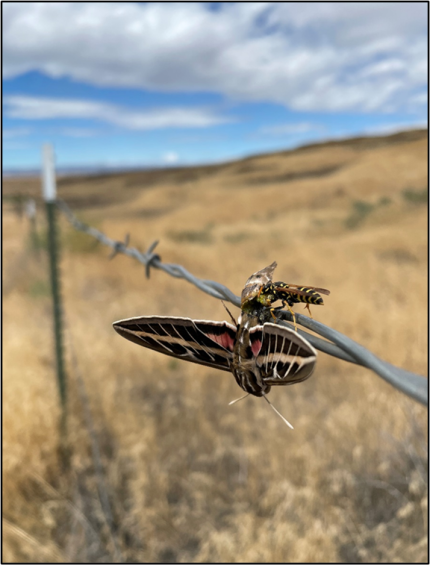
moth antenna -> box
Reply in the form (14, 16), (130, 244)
(262, 393), (294, 429)
(221, 301), (237, 325)
(228, 393), (250, 406)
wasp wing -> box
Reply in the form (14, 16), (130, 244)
(113, 316), (236, 372)
(277, 283), (330, 296)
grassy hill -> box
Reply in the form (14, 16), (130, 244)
(3, 129), (428, 562)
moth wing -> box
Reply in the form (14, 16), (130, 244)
(113, 316), (236, 372)
(241, 261), (277, 305)
(249, 323), (317, 386)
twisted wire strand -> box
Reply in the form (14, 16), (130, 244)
(56, 199), (428, 407)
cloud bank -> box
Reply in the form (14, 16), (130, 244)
(3, 3), (427, 114)
(3, 95), (232, 130)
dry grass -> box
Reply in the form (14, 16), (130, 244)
(3, 130), (428, 563)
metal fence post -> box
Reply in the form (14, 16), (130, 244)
(24, 198), (39, 254)
(42, 144), (67, 419)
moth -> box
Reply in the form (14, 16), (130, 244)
(113, 263), (317, 428)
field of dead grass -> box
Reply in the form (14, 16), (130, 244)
(3, 130), (428, 563)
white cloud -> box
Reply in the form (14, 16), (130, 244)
(2, 127), (31, 139)
(3, 95), (232, 130)
(162, 152), (179, 164)
(260, 122), (324, 136)
(60, 127), (99, 137)
(410, 92), (428, 106)
(2, 3), (428, 114)
(3, 141), (31, 151)
(362, 120), (428, 136)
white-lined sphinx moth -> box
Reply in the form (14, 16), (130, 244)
(113, 263), (317, 426)
(112, 314), (317, 398)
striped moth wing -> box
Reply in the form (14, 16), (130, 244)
(112, 316), (237, 372)
(241, 261), (277, 307)
(249, 322), (317, 386)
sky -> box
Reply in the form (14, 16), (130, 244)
(2, 2), (428, 172)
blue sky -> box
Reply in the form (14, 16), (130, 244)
(3, 2), (428, 172)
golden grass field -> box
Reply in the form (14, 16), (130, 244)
(3, 130), (428, 563)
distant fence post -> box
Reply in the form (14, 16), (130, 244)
(42, 144), (67, 424)
(24, 198), (39, 253)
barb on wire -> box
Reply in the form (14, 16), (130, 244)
(144, 240), (161, 279)
(109, 233), (130, 260)
(56, 199), (428, 407)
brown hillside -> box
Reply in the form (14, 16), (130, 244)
(3, 130), (428, 563)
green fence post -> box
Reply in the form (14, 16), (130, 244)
(42, 145), (67, 424)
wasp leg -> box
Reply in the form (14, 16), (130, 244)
(281, 300), (297, 332)
(304, 303), (313, 318)
(268, 302), (297, 332)
(268, 304), (285, 324)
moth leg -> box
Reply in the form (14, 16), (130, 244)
(262, 393), (294, 429)
(222, 301), (237, 325)
(304, 303), (313, 318)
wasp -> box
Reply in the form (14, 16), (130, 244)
(240, 262), (330, 331)
(257, 281), (330, 330)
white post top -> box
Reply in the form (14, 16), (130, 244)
(42, 144), (57, 202)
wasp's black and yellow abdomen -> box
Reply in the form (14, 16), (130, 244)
(287, 288), (324, 305)
(268, 282), (325, 307)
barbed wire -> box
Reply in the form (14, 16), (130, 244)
(56, 199), (428, 407)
